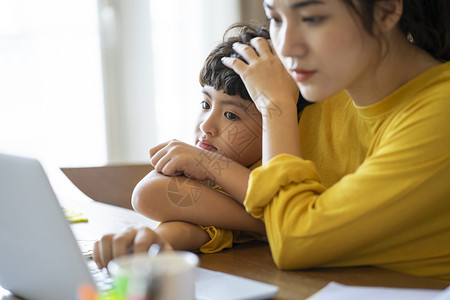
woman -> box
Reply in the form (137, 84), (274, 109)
(95, 0), (450, 281)
(220, 0), (450, 280)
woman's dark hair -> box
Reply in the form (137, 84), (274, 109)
(343, 0), (450, 61)
(199, 23), (270, 101)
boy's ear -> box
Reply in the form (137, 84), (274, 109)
(373, 0), (403, 33)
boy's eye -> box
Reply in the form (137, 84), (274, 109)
(201, 101), (210, 110)
(225, 112), (239, 120)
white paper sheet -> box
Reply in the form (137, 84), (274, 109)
(307, 282), (450, 300)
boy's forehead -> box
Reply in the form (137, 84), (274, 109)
(202, 86), (254, 109)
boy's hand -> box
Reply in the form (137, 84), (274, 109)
(150, 140), (230, 182)
(93, 226), (172, 270)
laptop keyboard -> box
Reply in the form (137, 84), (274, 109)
(87, 259), (114, 291)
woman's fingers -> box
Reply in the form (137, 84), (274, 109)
(266, 39), (276, 54)
(250, 37), (274, 57)
(221, 56), (248, 74)
(230, 38), (274, 62)
(222, 37), (276, 80)
(232, 42), (259, 60)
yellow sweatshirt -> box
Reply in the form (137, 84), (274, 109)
(244, 62), (450, 281)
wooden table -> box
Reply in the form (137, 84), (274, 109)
(199, 241), (448, 299)
(1, 164), (447, 300)
(60, 164), (449, 299)
(4, 164), (446, 300)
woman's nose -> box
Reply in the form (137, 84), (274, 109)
(276, 22), (307, 59)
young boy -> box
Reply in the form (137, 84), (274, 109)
(94, 23), (282, 269)
(132, 23), (268, 235)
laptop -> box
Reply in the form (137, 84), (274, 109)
(0, 153), (278, 300)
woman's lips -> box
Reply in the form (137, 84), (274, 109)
(197, 140), (218, 151)
(291, 69), (316, 83)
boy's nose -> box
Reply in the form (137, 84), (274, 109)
(199, 114), (219, 136)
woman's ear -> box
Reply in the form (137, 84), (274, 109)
(373, 0), (403, 33)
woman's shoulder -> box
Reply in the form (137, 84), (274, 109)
(412, 61), (450, 92)
(370, 62), (450, 118)
(403, 61), (450, 109)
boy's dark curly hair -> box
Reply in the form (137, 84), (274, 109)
(199, 23), (270, 101)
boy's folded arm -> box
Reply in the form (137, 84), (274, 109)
(155, 221), (210, 252)
(132, 170), (265, 235)
(207, 158), (253, 205)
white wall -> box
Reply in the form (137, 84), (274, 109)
(0, 0), (247, 173)
(98, 0), (241, 163)
(0, 0), (106, 167)
(98, 0), (156, 163)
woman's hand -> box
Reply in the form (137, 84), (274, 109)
(222, 38), (302, 162)
(150, 139), (231, 182)
(221, 38), (299, 113)
(93, 226), (173, 269)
